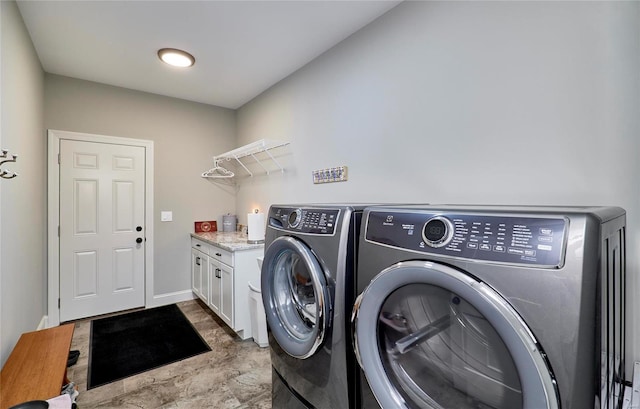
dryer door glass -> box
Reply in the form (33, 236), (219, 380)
(379, 284), (521, 408)
(353, 261), (559, 409)
(262, 236), (330, 359)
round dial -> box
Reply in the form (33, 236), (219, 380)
(422, 216), (454, 248)
(288, 209), (302, 228)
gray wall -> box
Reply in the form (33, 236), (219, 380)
(236, 2), (640, 366)
(44, 74), (237, 299)
(0, 0), (46, 365)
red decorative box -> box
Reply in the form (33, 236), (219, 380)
(195, 221), (217, 233)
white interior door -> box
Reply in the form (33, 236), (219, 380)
(59, 139), (145, 321)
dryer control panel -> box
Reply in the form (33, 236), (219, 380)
(365, 210), (568, 267)
(269, 207), (340, 235)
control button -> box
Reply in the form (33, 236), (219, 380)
(508, 248), (525, 255)
(524, 250), (537, 257)
(479, 244), (491, 251)
(538, 236), (553, 243)
(540, 228), (553, 236)
(537, 244), (552, 251)
(467, 243), (478, 249)
(493, 245), (506, 252)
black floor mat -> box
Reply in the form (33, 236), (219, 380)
(87, 304), (211, 389)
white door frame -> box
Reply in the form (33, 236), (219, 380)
(47, 129), (154, 327)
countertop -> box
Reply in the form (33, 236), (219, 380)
(191, 231), (264, 252)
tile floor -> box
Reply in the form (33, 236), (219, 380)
(66, 299), (272, 408)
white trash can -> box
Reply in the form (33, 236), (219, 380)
(248, 280), (268, 348)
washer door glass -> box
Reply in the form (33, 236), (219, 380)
(353, 261), (559, 409)
(262, 236), (330, 359)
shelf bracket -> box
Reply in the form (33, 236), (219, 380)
(233, 155), (254, 177)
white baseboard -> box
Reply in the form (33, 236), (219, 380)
(37, 315), (48, 330)
(148, 289), (195, 308)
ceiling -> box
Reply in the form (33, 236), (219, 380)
(17, 1), (401, 109)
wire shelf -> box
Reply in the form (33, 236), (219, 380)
(202, 139), (289, 178)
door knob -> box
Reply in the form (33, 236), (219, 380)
(136, 226), (142, 232)
(136, 237), (143, 244)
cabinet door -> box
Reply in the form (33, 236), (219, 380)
(220, 262), (234, 327)
(199, 253), (210, 304)
(191, 248), (203, 297)
(209, 258), (221, 315)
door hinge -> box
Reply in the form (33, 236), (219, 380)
(58, 298), (60, 309)
(58, 226), (60, 237)
(58, 153), (60, 164)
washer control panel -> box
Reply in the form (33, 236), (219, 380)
(269, 207), (340, 235)
(366, 210), (568, 267)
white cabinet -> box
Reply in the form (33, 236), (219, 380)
(208, 246), (233, 327)
(191, 243), (209, 304)
(208, 256), (221, 316)
(190, 234), (263, 340)
(219, 261), (234, 325)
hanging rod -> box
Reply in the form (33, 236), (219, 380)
(0, 149), (18, 179)
(202, 139), (290, 178)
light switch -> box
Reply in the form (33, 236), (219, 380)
(161, 211), (173, 222)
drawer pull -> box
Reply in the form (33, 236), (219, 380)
(215, 252), (222, 257)
(195, 257), (201, 266)
(196, 244), (201, 247)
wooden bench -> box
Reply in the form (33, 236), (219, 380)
(0, 324), (75, 409)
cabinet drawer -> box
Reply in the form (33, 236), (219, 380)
(191, 238), (210, 255)
(210, 246), (233, 266)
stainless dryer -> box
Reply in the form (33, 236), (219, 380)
(352, 205), (627, 409)
(261, 204), (366, 409)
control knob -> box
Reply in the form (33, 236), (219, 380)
(422, 216), (454, 248)
(288, 209), (303, 228)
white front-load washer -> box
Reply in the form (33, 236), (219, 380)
(352, 205), (627, 409)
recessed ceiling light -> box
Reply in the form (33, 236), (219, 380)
(157, 48), (195, 68)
